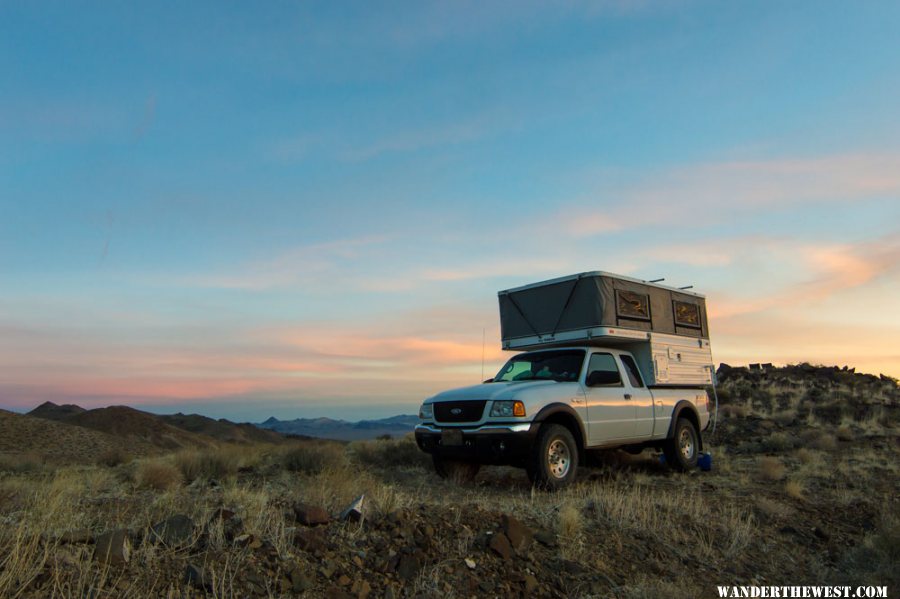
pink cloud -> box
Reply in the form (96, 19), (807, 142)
(562, 152), (900, 237)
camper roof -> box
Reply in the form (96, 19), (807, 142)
(498, 270), (706, 299)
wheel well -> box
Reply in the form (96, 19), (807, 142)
(674, 407), (703, 451)
(541, 412), (585, 456)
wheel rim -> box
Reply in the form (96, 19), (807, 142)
(547, 439), (571, 479)
(679, 428), (695, 460)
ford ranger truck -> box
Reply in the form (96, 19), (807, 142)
(415, 346), (711, 489)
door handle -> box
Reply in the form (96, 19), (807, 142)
(623, 393), (632, 400)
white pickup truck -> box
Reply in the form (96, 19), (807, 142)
(415, 271), (715, 488)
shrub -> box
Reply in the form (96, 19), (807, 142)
(558, 503), (582, 539)
(349, 436), (430, 470)
(136, 460), (183, 491)
(761, 432), (794, 452)
(758, 457), (785, 481)
(0, 452), (45, 474)
(795, 448), (816, 465)
(835, 426), (853, 442)
(175, 448), (240, 482)
(97, 447), (131, 467)
(281, 442), (346, 474)
(784, 480), (804, 500)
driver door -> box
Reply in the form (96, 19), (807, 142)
(582, 352), (636, 445)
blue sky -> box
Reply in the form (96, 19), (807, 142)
(2, 1), (899, 421)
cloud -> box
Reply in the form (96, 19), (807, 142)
(186, 235), (390, 291)
(562, 152), (900, 237)
(708, 232), (900, 319)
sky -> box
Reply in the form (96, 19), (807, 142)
(1, 1), (899, 421)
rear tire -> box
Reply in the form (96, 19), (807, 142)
(432, 455), (480, 484)
(527, 424), (579, 490)
(664, 417), (699, 471)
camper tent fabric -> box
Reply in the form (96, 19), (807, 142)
(498, 272), (709, 344)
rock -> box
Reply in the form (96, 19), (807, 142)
(287, 564), (313, 592)
(501, 515), (532, 551)
(209, 507), (243, 541)
(294, 503), (331, 526)
(295, 528), (327, 554)
(185, 563), (211, 591)
(352, 579), (372, 598)
(397, 554), (422, 581)
(94, 529), (131, 565)
(150, 514), (195, 547)
(234, 533), (253, 547)
(524, 574), (539, 594)
(58, 529), (93, 544)
(337, 574), (351, 586)
(340, 494), (365, 523)
(464, 557), (476, 570)
(533, 530), (558, 547)
(489, 532), (513, 560)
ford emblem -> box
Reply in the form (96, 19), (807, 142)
(450, 408), (463, 415)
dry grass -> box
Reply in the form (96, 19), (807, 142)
(758, 456), (786, 481)
(280, 441), (347, 474)
(835, 425), (854, 441)
(349, 435), (430, 470)
(174, 446), (241, 482)
(96, 446), (131, 467)
(784, 479), (804, 500)
(135, 459), (183, 491)
(1, 387), (897, 599)
(795, 448), (816, 464)
(0, 452), (46, 474)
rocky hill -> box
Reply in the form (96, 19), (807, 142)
(0, 408), (155, 464)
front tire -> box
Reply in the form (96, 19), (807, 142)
(664, 417), (699, 471)
(432, 455), (480, 484)
(527, 424), (579, 490)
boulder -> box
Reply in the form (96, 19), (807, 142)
(94, 529), (130, 565)
(501, 515), (532, 551)
(294, 503), (331, 526)
(488, 532), (512, 560)
(185, 563), (211, 591)
(150, 514), (195, 547)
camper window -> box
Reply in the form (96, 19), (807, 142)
(615, 290), (650, 321)
(673, 300), (701, 328)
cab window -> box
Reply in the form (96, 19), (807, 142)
(619, 355), (645, 388)
(585, 353), (622, 387)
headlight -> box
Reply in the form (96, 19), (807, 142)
(418, 403), (434, 420)
(490, 400), (526, 418)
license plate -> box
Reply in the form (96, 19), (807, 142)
(441, 429), (463, 446)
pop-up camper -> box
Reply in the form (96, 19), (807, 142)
(498, 271), (713, 386)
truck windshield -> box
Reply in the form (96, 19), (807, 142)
(493, 349), (585, 383)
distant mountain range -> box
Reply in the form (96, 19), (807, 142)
(255, 414), (419, 441)
(25, 401), (285, 451)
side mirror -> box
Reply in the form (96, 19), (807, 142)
(482, 378), (494, 384)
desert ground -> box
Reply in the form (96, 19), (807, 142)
(1, 364), (897, 598)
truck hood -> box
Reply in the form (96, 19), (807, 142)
(425, 380), (572, 403)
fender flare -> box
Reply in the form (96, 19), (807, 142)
(666, 400), (703, 450)
(532, 402), (588, 449)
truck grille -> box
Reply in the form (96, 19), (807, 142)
(434, 401), (487, 423)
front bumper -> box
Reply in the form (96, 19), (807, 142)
(414, 422), (539, 465)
